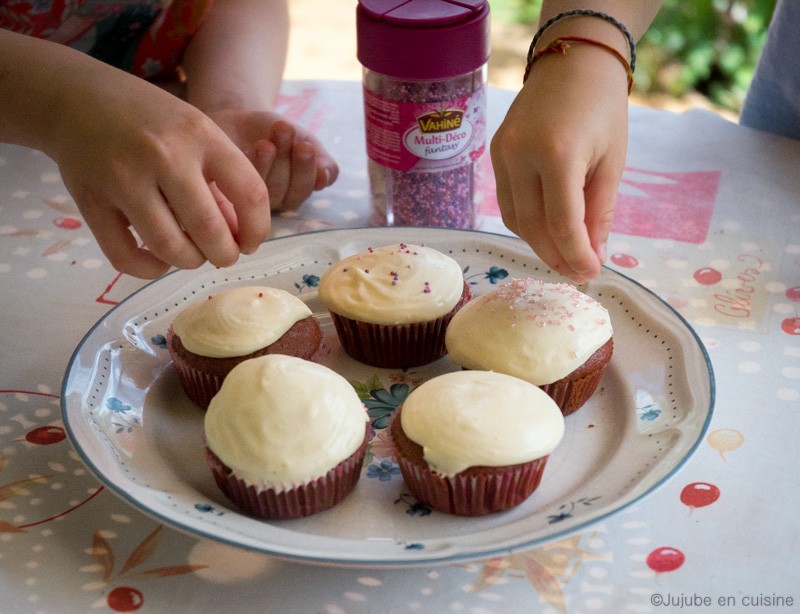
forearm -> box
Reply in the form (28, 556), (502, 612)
(182, 0), (289, 114)
(539, 1), (663, 39)
(0, 29), (100, 153)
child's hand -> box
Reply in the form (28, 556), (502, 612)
(491, 43), (629, 285)
(208, 109), (339, 211)
(48, 68), (272, 279)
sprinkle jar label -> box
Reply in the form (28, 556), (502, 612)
(364, 88), (485, 172)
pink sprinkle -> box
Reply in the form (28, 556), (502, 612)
(367, 247), (374, 253)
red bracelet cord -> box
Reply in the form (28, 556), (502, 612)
(523, 36), (634, 94)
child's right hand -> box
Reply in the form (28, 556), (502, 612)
(46, 57), (272, 279)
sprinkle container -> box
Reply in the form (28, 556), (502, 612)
(356, 0), (490, 229)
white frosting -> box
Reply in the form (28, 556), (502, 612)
(400, 370), (565, 476)
(318, 243), (464, 325)
(204, 355), (368, 489)
(172, 286), (312, 358)
(445, 278), (612, 385)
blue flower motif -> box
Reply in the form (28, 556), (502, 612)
(406, 502), (432, 517)
(363, 383), (409, 429)
(151, 334), (167, 349)
(195, 503), (214, 513)
(403, 542), (425, 550)
(106, 397), (139, 433)
(639, 403), (662, 421)
(463, 264), (509, 286)
(366, 460), (401, 482)
(106, 397), (131, 414)
(295, 274), (320, 292)
(485, 266), (509, 284)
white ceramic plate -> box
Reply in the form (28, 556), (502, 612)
(62, 227), (714, 567)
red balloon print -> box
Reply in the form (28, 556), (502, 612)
(610, 253), (639, 268)
(107, 586), (144, 612)
(53, 216), (82, 230)
(693, 267), (722, 285)
(680, 482), (720, 511)
(647, 547), (685, 573)
(25, 426), (66, 445)
(786, 286), (800, 302)
(781, 317), (800, 335)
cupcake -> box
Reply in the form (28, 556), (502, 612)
(204, 354), (370, 520)
(390, 370), (565, 516)
(317, 243), (470, 368)
(167, 286), (322, 409)
(445, 278), (613, 416)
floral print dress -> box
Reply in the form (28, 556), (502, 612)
(0, 0), (213, 81)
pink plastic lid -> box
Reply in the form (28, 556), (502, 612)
(357, 0), (490, 79)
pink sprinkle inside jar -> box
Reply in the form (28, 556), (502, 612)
(357, 0), (490, 229)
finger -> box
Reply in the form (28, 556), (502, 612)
(584, 162), (623, 266)
(314, 150), (339, 190)
(507, 172), (582, 280)
(247, 139), (277, 184)
(206, 145), (272, 256)
(84, 205), (172, 279)
(264, 121), (295, 209)
(490, 136), (518, 231)
(492, 134), (579, 279)
(153, 170), (241, 269)
(280, 141), (318, 210)
(540, 161), (603, 282)
(209, 181), (238, 236)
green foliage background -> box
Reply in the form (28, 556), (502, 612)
(490, 0), (777, 112)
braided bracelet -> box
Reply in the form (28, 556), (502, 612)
(524, 36), (634, 93)
(527, 9), (636, 73)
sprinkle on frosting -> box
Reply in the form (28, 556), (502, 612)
(445, 278), (612, 385)
(400, 370), (565, 476)
(317, 243), (464, 325)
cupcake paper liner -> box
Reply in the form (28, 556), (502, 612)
(541, 366), (606, 417)
(167, 321), (323, 410)
(205, 427), (369, 520)
(329, 281), (471, 369)
(390, 414), (549, 516)
(540, 337), (614, 416)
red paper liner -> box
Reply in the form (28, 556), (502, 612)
(205, 426), (369, 520)
(540, 338), (614, 416)
(167, 316), (322, 409)
(328, 280), (471, 369)
(390, 412), (549, 516)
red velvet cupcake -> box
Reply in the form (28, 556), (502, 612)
(389, 370), (565, 516)
(318, 243), (470, 368)
(167, 286), (322, 409)
(446, 278), (613, 416)
(203, 355), (370, 520)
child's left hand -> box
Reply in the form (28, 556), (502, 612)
(208, 109), (339, 211)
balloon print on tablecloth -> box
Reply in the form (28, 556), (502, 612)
(782, 287), (800, 334)
(647, 547), (685, 574)
(707, 428), (744, 460)
(693, 267), (722, 285)
(680, 482), (721, 513)
(781, 316), (800, 335)
(610, 253), (639, 268)
(1, 391), (102, 534)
